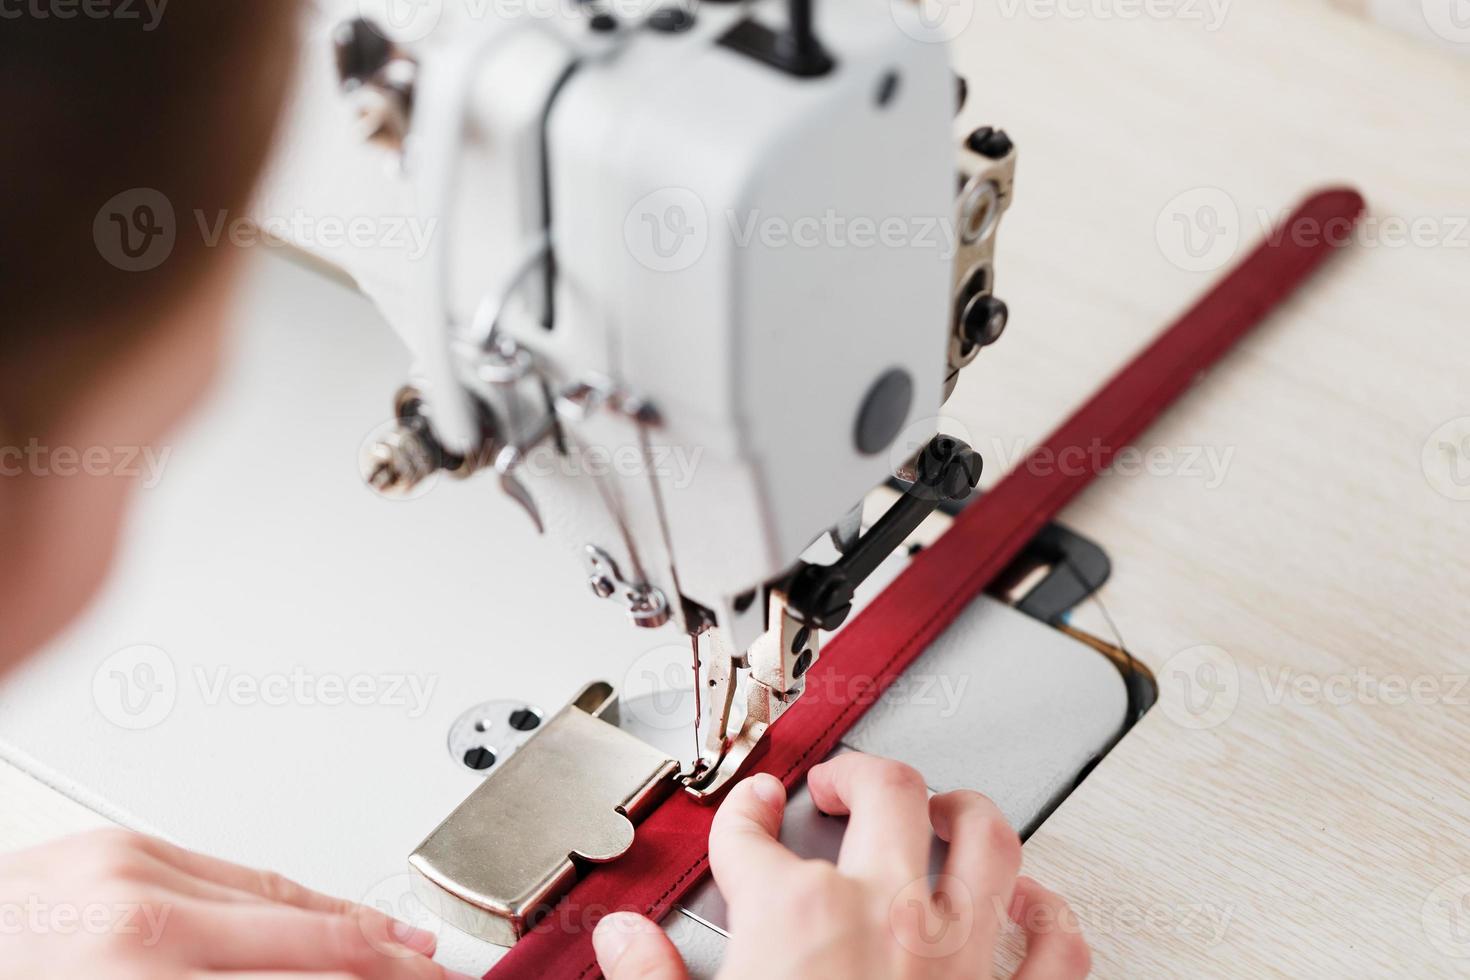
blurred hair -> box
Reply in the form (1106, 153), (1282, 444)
(0, 0), (301, 437)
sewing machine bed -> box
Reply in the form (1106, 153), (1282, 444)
(0, 253), (1131, 977)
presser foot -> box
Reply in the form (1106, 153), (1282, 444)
(682, 701), (777, 802)
(683, 592), (815, 802)
(408, 682), (679, 947)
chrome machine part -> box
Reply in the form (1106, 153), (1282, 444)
(686, 591), (818, 800)
(584, 545), (672, 629)
(360, 417), (440, 499)
(945, 126), (1019, 400)
(332, 18), (417, 153)
(410, 683), (679, 946)
(446, 699), (546, 774)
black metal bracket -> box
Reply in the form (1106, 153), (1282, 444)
(786, 436), (982, 631)
(990, 523), (1112, 626)
(717, 0), (834, 79)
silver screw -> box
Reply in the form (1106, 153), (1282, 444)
(362, 423), (439, 498)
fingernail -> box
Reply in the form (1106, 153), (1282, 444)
(593, 911), (652, 968)
(748, 773), (786, 809)
(390, 919), (439, 956)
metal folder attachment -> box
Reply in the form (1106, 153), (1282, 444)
(409, 682), (679, 947)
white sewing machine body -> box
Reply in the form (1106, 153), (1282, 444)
(335, 0), (1017, 798)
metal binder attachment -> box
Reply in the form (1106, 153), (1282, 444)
(409, 682), (679, 946)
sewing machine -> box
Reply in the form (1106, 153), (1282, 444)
(329, 0), (1028, 938)
(340, 0), (1015, 793)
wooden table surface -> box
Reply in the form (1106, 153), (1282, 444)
(6, 2), (1468, 976)
(947, 2), (1470, 975)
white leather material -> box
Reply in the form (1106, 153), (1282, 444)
(842, 595), (1129, 833)
(0, 253), (1129, 977)
(664, 910), (728, 980)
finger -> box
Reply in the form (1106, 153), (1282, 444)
(805, 754), (932, 887)
(708, 773), (799, 906)
(122, 833), (436, 955)
(186, 974), (360, 980)
(593, 912), (690, 980)
(186, 974), (476, 980)
(67, 835), (279, 910)
(1010, 877), (1092, 980)
(181, 903), (444, 980)
(185, 975), (363, 980)
(929, 790), (1023, 957)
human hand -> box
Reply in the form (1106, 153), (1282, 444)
(592, 754), (1090, 979)
(0, 828), (468, 979)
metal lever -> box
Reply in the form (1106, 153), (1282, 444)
(786, 435), (982, 631)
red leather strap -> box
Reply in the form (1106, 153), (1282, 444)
(487, 187), (1365, 980)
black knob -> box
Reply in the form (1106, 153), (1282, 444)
(334, 18), (392, 88)
(966, 126), (1014, 160)
(916, 437), (983, 502)
(961, 294), (1009, 350)
(787, 565), (855, 632)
